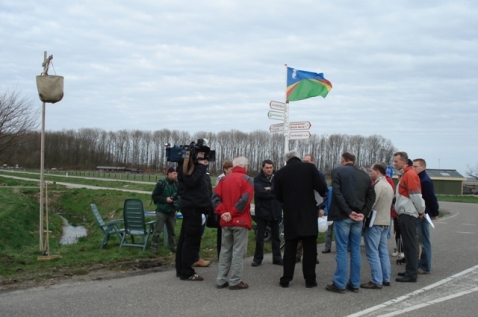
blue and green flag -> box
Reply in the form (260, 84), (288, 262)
(286, 67), (332, 102)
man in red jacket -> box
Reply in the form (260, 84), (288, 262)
(212, 156), (254, 290)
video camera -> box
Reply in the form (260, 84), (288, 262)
(165, 139), (216, 163)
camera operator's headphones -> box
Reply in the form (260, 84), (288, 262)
(182, 150), (195, 175)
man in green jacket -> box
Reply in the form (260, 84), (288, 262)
(151, 167), (179, 254)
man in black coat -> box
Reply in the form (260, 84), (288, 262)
(274, 150), (328, 288)
(252, 159), (283, 267)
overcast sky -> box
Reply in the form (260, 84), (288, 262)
(1, 0), (477, 175)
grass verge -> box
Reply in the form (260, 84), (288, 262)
(1, 175), (469, 290)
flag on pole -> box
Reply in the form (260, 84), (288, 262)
(286, 67), (332, 102)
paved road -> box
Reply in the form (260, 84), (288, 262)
(1, 202), (477, 317)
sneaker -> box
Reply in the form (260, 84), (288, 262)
(181, 274), (204, 281)
(170, 246), (177, 253)
(326, 282), (345, 294)
(192, 259), (211, 267)
(229, 281), (249, 290)
(346, 282), (359, 293)
(391, 248), (398, 257)
(397, 253), (405, 259)
(360, 281), (382, 289)
(418, 268), (430, 274)
(322, 249), (331, 254)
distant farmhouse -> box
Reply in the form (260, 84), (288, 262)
(393, 168), (467, 195)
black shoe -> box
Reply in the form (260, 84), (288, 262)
(295, 257), (301, 263)
(395, 276), (417, 283)
(251, 261), (261, 267)
(170, 247), (176, 253)
(326, 282), (345, 294)
(360, 281), (382, 289)
(316, 258), (320, 264)
(280, 281), (289, 288)
(273, 260), (284, 266)
(397, 272), (406, 277)
(383, 281), (391, 286)
(306, 281), (318, 288)
(322, 249), (331, 254)
(346, 282), (359, 293)
(217, 282), (229, 289)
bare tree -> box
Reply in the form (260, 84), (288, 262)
(467, 164), (478, 179)
(0, 89), (39, 162)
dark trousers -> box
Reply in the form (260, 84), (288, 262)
(399, 214), (418, 279)
(175, 207), (203, 279)
(217, 227), (222, 258)
(253, 217), (282, 263)
(281, 235), (317, 284)
(392, 217), (403, 251)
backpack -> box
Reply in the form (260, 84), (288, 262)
(151, 180), (166, 205)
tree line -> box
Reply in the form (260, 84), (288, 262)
(5, 128), (397, 175)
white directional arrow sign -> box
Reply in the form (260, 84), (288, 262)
(289, 121), (312, 130)
(269, 101), (287, 112)
(289, 131), (311, 140)
(268, 111), (285, 121)
(269, 123), (284, 133)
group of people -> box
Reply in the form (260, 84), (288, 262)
(149, 148), (438, 292)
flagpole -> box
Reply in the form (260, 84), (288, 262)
(284, 64), (289, 155)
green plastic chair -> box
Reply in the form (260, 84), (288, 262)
(120, 199), (155, 251)
(90, 204), (124, 249)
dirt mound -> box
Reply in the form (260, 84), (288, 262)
(0, 258), (170, 293)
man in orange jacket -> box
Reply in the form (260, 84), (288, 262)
(393, 152), (425, 283)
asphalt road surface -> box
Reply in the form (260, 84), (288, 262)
(1, 202), (477, 317)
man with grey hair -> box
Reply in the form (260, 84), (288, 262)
(274, 150), (328, 288)
(212, 156), (254, 290)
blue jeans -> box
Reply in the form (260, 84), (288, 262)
(416, 218), (431, 272)
(364, 226), (391, 285)
(333, 218), (363, 289)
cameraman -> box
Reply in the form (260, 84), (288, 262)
(176, 150), (213, 281)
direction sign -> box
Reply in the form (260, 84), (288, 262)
(269, 101), (287, 112)
(289, 121), (311, 130)
(289, 131), (311, 140)
(268, 111), (285, 121)
(269, 123), (284, 133)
